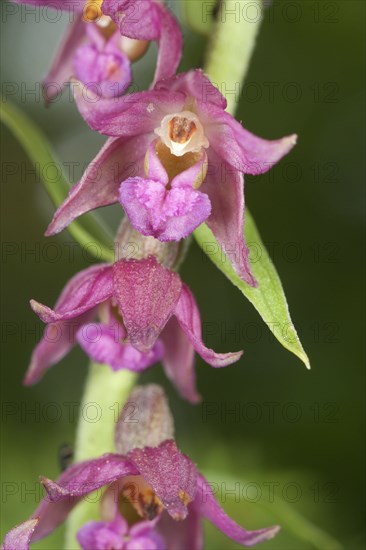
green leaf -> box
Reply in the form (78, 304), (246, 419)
(1, 100), (114, 262)
(194, 213), (310, 369)
(183, 0), (216, 36)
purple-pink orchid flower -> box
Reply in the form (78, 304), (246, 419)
(26, 245), (242, 403)
(3, 385), (280, 550)
(14, 0), (182, 101)
(46, 70), (297, 285)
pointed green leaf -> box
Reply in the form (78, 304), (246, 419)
(194, 212), (310, 369)
(1, 100), (114, 262)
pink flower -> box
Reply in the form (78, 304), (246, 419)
(120, 139), (211, 241)
(13, 0), (182, 100)
(26, 252), (242, 403)
(47, 70), (297, 285)
(3, 385), (280, 550)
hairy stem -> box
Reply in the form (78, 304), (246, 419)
(65, 364), (137, 548)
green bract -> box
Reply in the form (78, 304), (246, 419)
(194, 216), (310, 369)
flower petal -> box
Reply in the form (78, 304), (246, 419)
(103, 0), (160, 40)
(43, 17), (87, 103)
(3, 456), (138, 547)
(73, 37), (132, 98)
(77, 322), (164, 372)
(171, 150), (208, 190)
(115, 384), (175, 454)
(225, 114), (297, 175)
(127, 440), (198, 521)
(2, 519), (39, 550)
(77, 515), (128, 550)
(151, 1), (183, 85)
(30, 264), (113, 323)
(103, 0), (183, 85)
(196, 474), (280, 547)
(144, 140), (170, 184)
(72, 82), (185, 137)
(201, 149), (256, 286)
(120, 177), (211, 241)
(174, 284), (243, 367)
(204, 107), (297, 175)
(102, 0), (181, 84)
(125, 533), (165, 550)
(157, 503), (203, 550)
(112, 257), (182, 351)
(160, 317), (201, 404)
(41, 454), (138, 502)
(24, 311), (96, 385)
(154, 69), (227, 110)
(46, 135), (150, 236)
(129, 518), (166, 550)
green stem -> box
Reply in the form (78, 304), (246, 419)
(204, 0), (263, 115)
(64, 364), (137, 548)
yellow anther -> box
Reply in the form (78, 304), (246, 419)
(179, 489), (192, 506)
(83, 0), (104, 22)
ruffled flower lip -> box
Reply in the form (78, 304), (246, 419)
(119, 139), (211, 241)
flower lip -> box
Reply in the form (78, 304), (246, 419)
(155, 111), (209, 157)
(151, 140), (208, 189)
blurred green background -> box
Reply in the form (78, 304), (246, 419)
(1, 1), (365, 548)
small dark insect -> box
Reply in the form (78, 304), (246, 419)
(58, 443), (74, 472)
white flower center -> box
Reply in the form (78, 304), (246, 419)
(154, 111), (209, 157)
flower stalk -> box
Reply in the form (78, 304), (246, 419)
(205, 0), (263, 115)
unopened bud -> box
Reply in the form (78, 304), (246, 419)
(115, 384), (174, 454)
